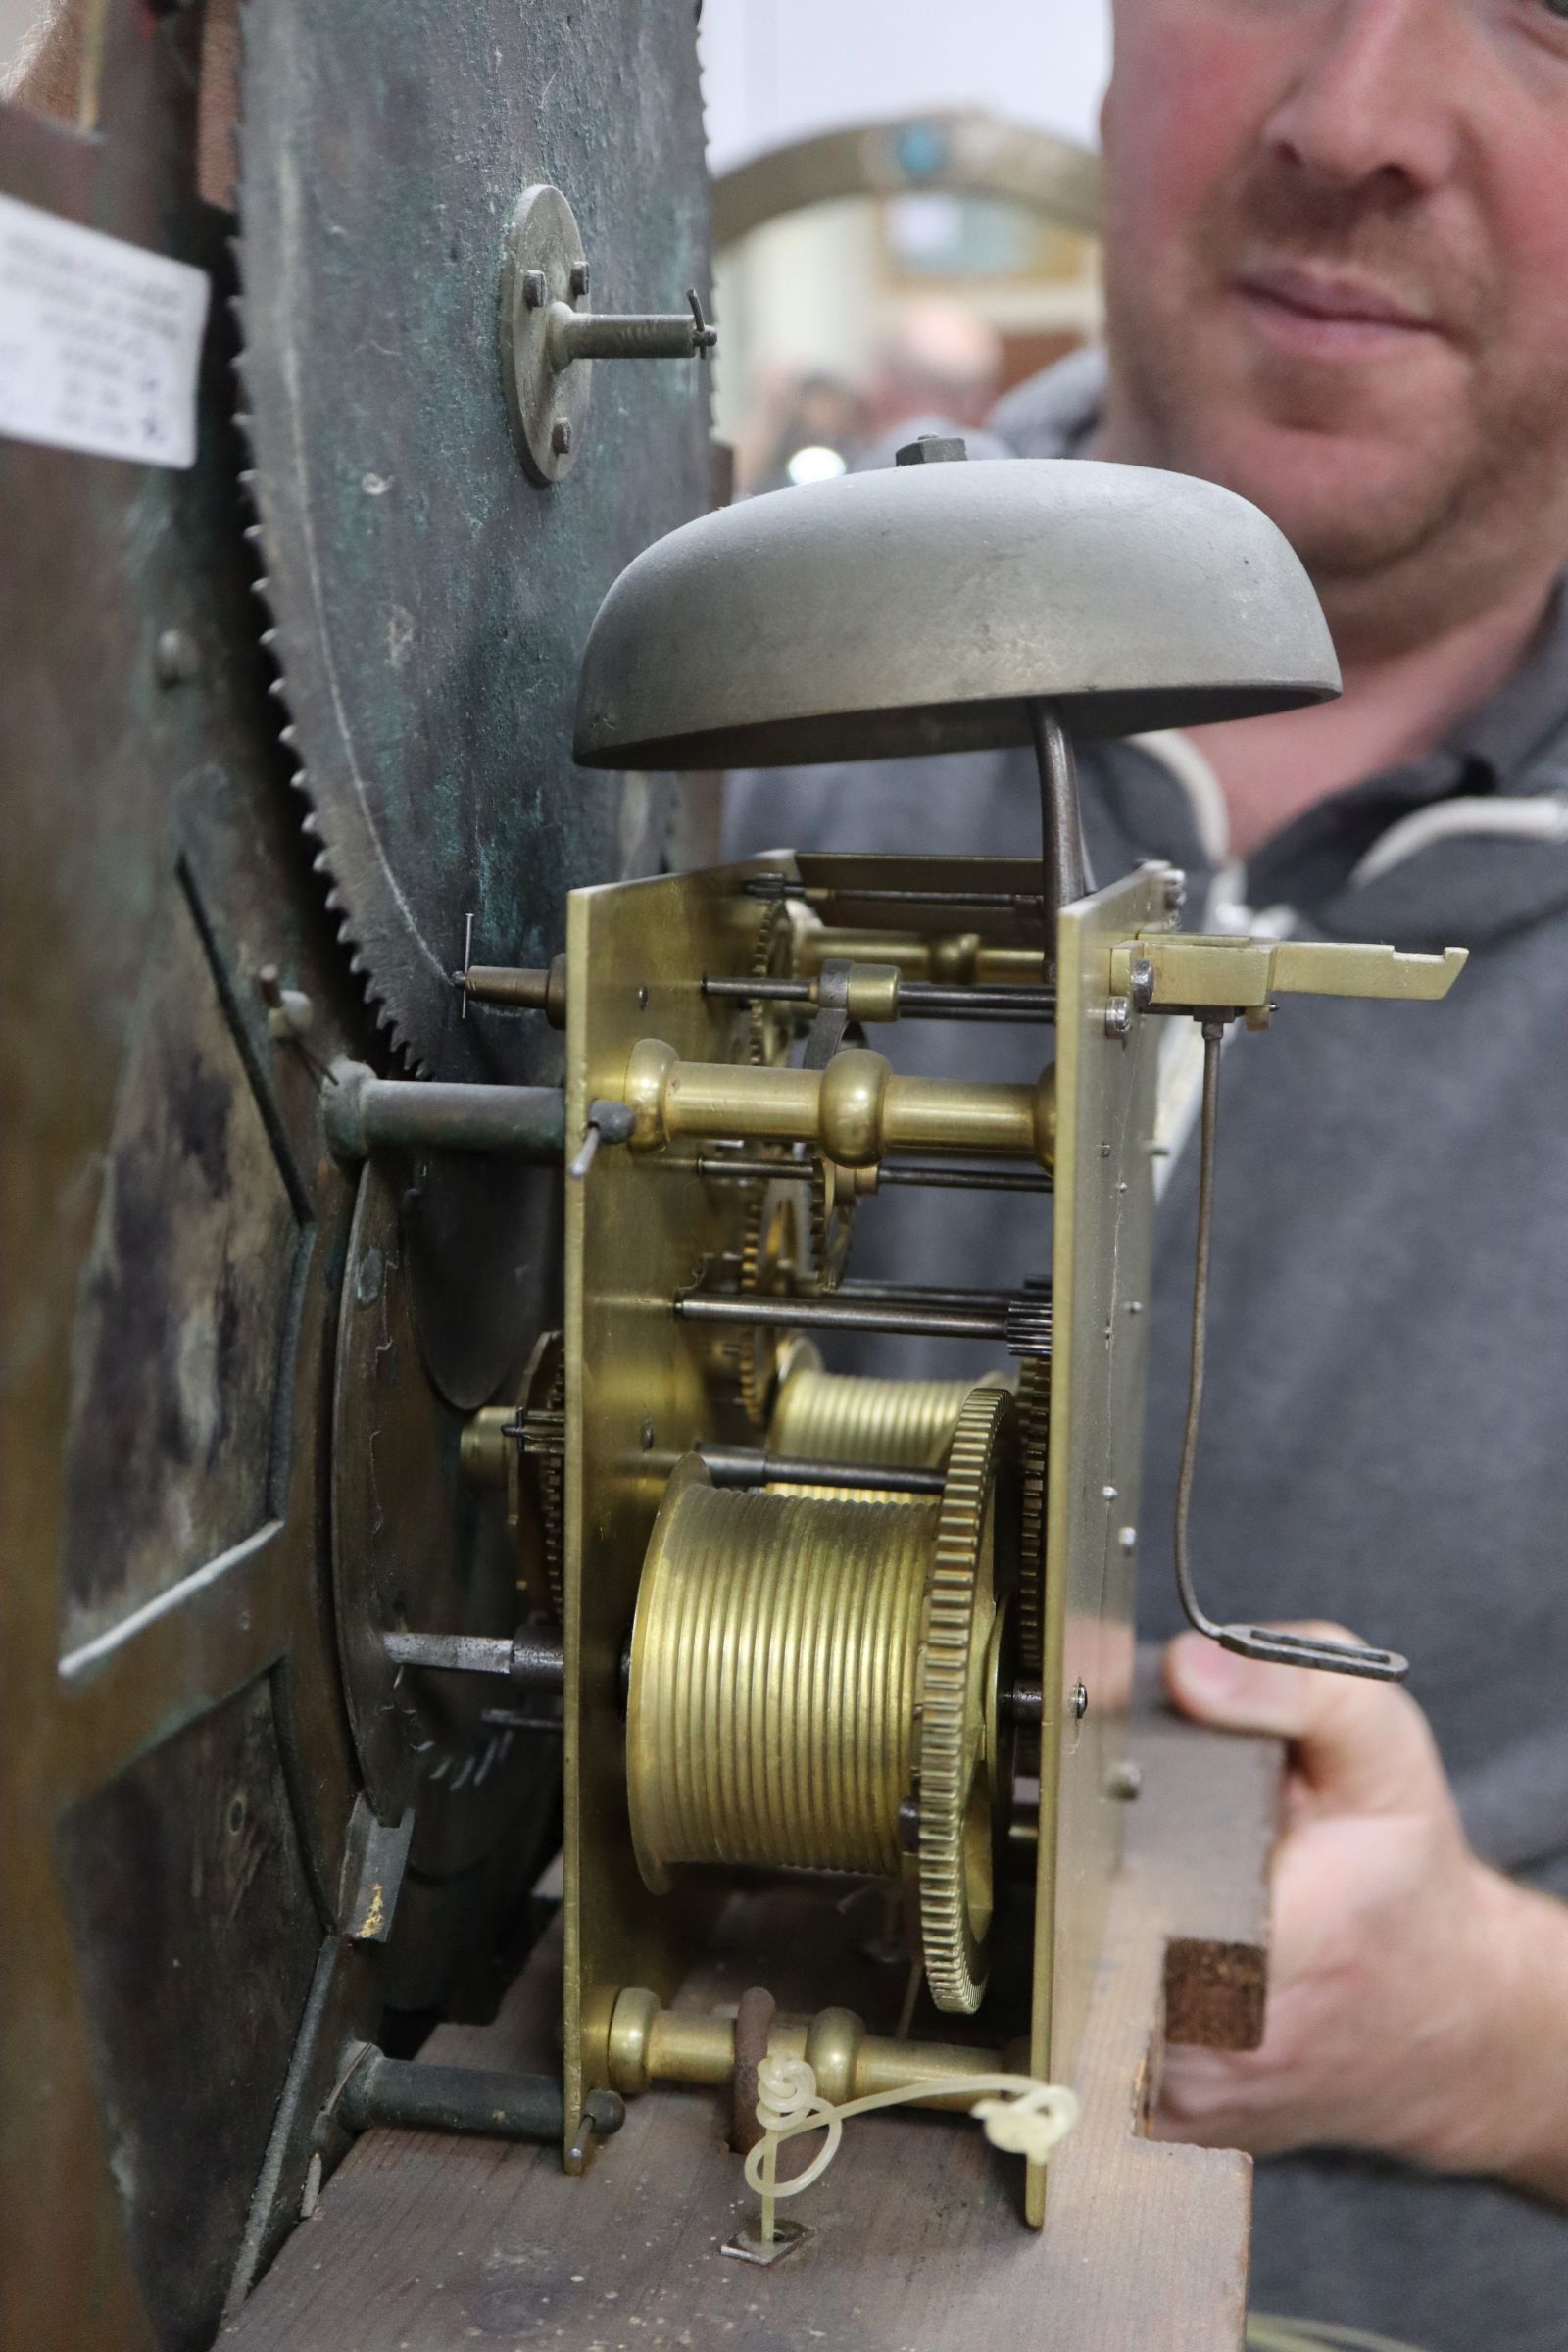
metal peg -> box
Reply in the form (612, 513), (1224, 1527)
(568, 1098), (638, 1181)
(547, 286), (716, 371)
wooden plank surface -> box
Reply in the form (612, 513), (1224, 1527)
(224, 1677), (1280, 2352)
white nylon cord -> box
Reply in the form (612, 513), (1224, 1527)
(742, 2055), (1080, 2241)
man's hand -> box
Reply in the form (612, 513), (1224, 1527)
(1152, 1626), (1568, 2204)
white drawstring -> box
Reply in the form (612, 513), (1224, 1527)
(742, 2054), (1081, 2245)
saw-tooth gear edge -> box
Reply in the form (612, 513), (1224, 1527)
(917, 1384), (1013, 2017)
(1016, 1356), (1051, 1679)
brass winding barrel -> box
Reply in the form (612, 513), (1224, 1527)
(626, 1463), (933, 1890)
(770, 1360), (993, 1471)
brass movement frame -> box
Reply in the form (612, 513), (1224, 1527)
(563, 855), (1171, 2222)
(563, 858), (791, 2158)
(1028, 861), (1166, 2224)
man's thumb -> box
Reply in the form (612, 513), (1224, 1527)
(1163, 1626), (1445, 1813)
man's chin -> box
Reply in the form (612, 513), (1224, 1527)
(1172, 416), (1462, 583)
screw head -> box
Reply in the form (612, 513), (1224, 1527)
(640, 1417), (656, 1451)
(569, 260), (591, 300)
(1164, 870), (1189, 915)
(1119, 1525), (1138, 1555)
(521, 268), (548, 309)
(1108, 1759), (1143, 1802)
(1070, 1680), (1089, 1723)
(551, 417), (573, 457)
(1104, 999), (1132, 1041)
(1129, 956), (1156, 1012)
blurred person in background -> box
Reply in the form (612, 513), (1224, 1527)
(733, 302), (1001, 494)
(728, 4), (1568, 2346)
(861, 297), (1003, 443)
(733, 362), (869, 495)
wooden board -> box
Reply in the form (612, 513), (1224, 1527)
(225, 1673), (1280, 2352)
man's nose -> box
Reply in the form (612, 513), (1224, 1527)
(1263, 0), (1465, 195)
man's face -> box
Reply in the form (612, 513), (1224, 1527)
(1101, 0), (1568, 594)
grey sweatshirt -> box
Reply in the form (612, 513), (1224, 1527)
(724, 354), (1568, 2351)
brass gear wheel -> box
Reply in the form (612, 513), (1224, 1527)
(917, 1385), (1019, 2017)
(748, 901), (796, 1069)
(731, 1176), (805, 1427)
(1015, 1355), (1051, 1678)
(516, 1330), (566, 1622)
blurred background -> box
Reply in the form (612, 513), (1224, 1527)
(0, 0), (1113, 492)
(700, 1), (1111, 490)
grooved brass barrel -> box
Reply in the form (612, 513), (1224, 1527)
(770, 1363), (999, 1471)
(627, 1463), (934, 1891)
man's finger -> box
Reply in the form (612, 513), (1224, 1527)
(1163, 1626), (1446, 1813)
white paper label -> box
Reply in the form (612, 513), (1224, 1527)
(0, 193), (210, 468)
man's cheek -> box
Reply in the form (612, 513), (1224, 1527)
(1494, 211), (1568, 373)
(1109, 8), (1274, 175)
(1105, 36), (1267, 288)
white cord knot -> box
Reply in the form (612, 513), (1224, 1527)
(746, 2057), (843, 2204)
(972, 2081), (1080, 2164)
(741, 2065), (1081, 2218)
(754, 2054), (819, 2134)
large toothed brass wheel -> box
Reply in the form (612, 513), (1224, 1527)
(916, 1385), (1018, 2016)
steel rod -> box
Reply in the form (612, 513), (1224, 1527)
(695, 1154), (1053, 1196)
(675, 1294), (1009, 1342)
(698, 1446), (944, 1494)
(743, 875), (1042, 913)
(880, 1162), (1052, 1193)
(383, 1628), (564, 1691)
(702, 976), (1056, 1020)
(1171, 1022), (1407, 1682)
(1030, 702), (1089, 954)
(838, 1279), (1020, 1309)
(338, 2047), (623, 2146)
(325, 1062), (565, 1162)
(549, 307), (710, 365)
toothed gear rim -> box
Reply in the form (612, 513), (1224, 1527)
(516, 1328), (566, 1623)
(235, 0), (713, 1079)
(1015, 1356), (1051, 1678)
(748, 900), (795, 1068)
(917, 1385), (1017, 2017)
(733, 1178), (804, 1427)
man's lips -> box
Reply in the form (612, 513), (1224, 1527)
(1232, 264), (1445, 357)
